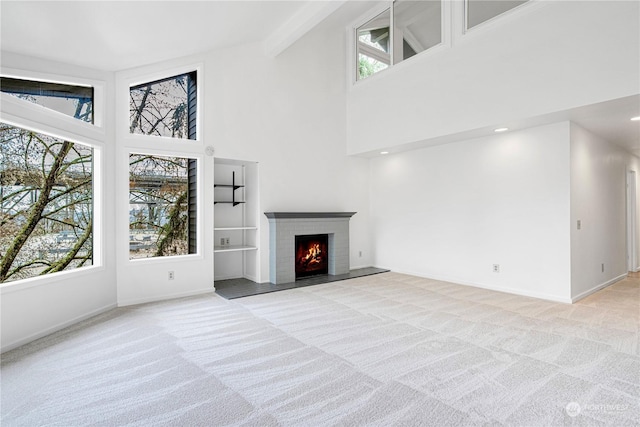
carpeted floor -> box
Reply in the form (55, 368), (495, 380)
(1, 272), (639, 426)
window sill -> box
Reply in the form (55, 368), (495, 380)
(128, 253), (204, 265)
(0, 265), (106, 295)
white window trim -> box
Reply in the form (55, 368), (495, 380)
(461, 0), (542, 37)
(358, 42), (391, 66)
(349, 0), (450, 87)
(1, 67), (106, 129)
(0, 71), (106, 289)
(121, 63), (204, 145)
(116, 60), (207, 272)
(124, 148), (204, 264)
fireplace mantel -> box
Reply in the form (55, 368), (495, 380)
(264, 212), (356, 284)
(264, 212), (356, 219)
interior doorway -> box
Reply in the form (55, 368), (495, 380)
(627, 170), (637, 272)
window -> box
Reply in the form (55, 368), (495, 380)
(1, 77), (93, 123)
(356, 1), (442, 81)
(129, 153), (197, 259)
(393, 1), (442, 64)
(357, 9), (391, 80)
(466, 0), (528, 30)
(129, 72), (197, 140)
(0, 123), (93, 283)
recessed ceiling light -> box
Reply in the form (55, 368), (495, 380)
(631, 116), (640, 121)
(380, 151), (389, 155)
(494, 127), (509, 133)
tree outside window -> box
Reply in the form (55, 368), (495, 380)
(0, 124), (93, 283)
(129, 72), (196, 140)
(129, 154), (196, 259)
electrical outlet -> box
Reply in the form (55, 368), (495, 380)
(577, 220), (581, 230)
(601, 263), (604, 273)
(220, 237), (225, 246)
(359, 251), (362, 258)
(493, 264), (500, 273)
(168, 271), (175, 280)
(225, 237), (230, 246)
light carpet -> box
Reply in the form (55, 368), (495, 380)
(1, 272), (639, 426)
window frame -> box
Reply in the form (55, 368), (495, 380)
(127, 151), (200, 261)
(0, 72), (105, 290)
(118, 62), (205, 267)
(1, 76), (94, 124)
(464, 0), (533, 34)
(1, 68), (106, 130)
(351, 1), (447, 84)
(127, 65), (202, 144)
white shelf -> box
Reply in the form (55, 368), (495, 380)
(214, 226), (258, 231)
(214, 245), (258, 253)
(214, 159), (259, 282)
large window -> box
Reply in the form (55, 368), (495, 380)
(129, 154), (197, 259)
(129, 72), (197, 140)
(356, 1), (442, 80)
(1, 77), (93, 123)
(466, 0), (528, 30)
(0, 123), (93, 283)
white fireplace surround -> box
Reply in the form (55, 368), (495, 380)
(264, 212), (356, 285)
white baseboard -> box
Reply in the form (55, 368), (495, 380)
(1, 303), (117, 354)
(243, 273), (259, 283)
(118, 287), (214, 307)
(349, 264), (374, 270)
(571, 273), (627, 303)
(382, 267), (573, 304)
(214, 274), (258, 282)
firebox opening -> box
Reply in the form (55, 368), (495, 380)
(295, 234), (329, 279)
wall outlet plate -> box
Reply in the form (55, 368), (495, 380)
(493, 264), (500, 273)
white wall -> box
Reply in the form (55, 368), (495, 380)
(0, 53), (117, 352)
(113, 7), (372, 301)
(115, 61), (216, 306)
(570, 123), (640, 301)
(204, 15), (373, 280)
(369, 122), (572, 302)
(347, 0), (640, 155)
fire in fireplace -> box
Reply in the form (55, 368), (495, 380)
(295, 234), (329, 279)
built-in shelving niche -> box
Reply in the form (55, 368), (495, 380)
(213, 158), (259, 283)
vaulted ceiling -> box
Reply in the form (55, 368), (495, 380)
(0, 1), (319, 71)
(1, 1), (638, 155)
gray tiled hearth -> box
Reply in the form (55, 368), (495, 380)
(214, 211), (387, 299)
(215, 267), (389, 299)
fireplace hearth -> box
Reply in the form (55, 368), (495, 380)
(295, 234), (328, 279)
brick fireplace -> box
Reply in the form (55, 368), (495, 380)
(264, 212), (356, 285)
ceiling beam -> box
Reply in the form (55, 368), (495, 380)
(264, 1), (348, 58)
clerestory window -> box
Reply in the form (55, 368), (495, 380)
(356, 0), (442, 81)
(466, 0), (529, 30)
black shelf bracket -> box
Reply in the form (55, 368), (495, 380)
(214, 171), (245, 206)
